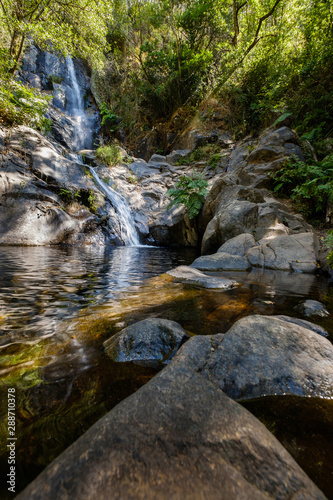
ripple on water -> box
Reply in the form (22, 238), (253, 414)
(0, 246), (332, 499)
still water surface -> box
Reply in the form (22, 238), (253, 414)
(0, 246), (332, 498)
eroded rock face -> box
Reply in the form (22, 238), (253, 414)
(16, 362), (327, 500)
(104, 318), (189, 368)
(218, 233), (256, 256)
(246, 233), (319, 273)
(198, 126), (321, 273)
(0, 200), (80, 245)
(0, 126), (110, 246)
(173, 315), (333, 400)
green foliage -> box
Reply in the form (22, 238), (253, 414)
(207, 153), (223, 169)
(0, 75), (51, 130)
(167, 173), (208, 219)
(127, 175), (137, 184)
(272, 154), (333, 218)
(96, 145), (122, 167)
(58, 188), (81, 203)
(273, 112), (292, 127)
(100, 103), (120, 131)
(47, 75), (63, 86)
(175, 145), (220, 166)
(325, 231), (333, 268)
(0, 0), (110, 73)
(176, 149), (204, 166)
(87, 190), (97, 213)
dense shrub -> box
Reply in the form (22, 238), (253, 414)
(272, 154), (333, 219)
(0, 77), (51, 130)
(96, 145), (122, 167)
(167, 173), (208, 219)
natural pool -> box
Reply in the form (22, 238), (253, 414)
(0, 246), (332, 498)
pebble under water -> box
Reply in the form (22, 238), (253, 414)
(0, 246), (332, 499)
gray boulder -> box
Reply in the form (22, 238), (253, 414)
(175, 315), (333, 400)
(0, 200), (80, 245)
(259, 126), (299, 147)
(246, 232), (319, 273)
(276, 315), (328, 337)
(149, 154), (167, 163)
(295, 300), (330, 318)
(9, 127), (96, 191)
(128, 160), (156, 179)
(166, 149), (191, 165)
(218, 233), (256, 256)
(201, 199), (258, 254)
(16, 362), (327, 500)
(104, 318), (189, 368)
(191, 252), (251, 271)
(166, 265), (239, 289)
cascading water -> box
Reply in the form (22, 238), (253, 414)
(66, 56), (93, 150)
(64, 56), (140, 245)
(88, 166), (140, 246)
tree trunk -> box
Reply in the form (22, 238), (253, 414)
(9, 33), (26, 75)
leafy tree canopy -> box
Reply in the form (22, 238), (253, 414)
(0, 0), (111, 73)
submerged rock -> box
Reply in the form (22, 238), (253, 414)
(166, 265), (239, 289)
(104, 318), (189, 368)
(295, 300), (330, 318)
(16, 362), (327, 500)
(173, 315), (333, 401)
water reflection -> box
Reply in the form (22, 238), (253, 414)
(0, 246), (332, 499)
(0, 246), (197, 342)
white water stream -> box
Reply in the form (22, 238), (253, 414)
(88, 166), (140, 246)
(66, 56), (140, 245)
(66, 56), (93, 150)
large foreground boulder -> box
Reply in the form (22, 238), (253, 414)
(17, 363), (326, 500)
(174, 315), (333, 400)
(104, 318), (189, 368)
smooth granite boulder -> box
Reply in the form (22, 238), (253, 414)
(275, 315), (328, 337)
(166, 265), (239, 289)
(246, 233), (319, 273)
(218, 233), (256, 256)
(16, 362), (327, 500)
(173, 315), (333, 401)
(191, 252), (251, 271)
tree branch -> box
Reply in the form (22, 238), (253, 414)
(232, 0), (248, 46)
(243, 0), (282, 57)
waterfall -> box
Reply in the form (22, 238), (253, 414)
(66, 57), (93, 150)
(65, 56), (140, 246)
(88, 167), (140, 246)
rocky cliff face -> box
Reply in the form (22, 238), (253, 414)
(0, 44), (330, 275)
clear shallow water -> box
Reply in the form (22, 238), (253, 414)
(0, 246), (332, 498)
